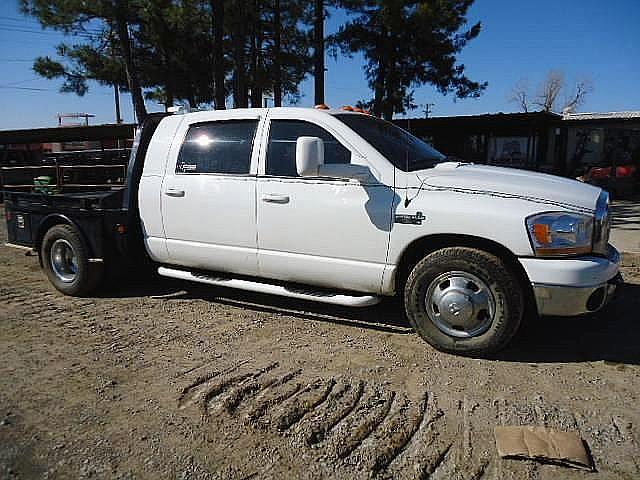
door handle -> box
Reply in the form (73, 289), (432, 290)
(261, 193), (290, 204)
(165, 188), (185, 197)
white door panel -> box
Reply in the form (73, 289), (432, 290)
(162, 175), (258, 274)
(257, 178), (395, 293)
(160, 115), (265, 276)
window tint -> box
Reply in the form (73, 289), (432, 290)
(176, 120), (258, 174)
(266, 120), (351, 176)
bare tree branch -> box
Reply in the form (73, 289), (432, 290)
(509, 70), (594, 114)
(508, 78), (530, 112)
(562, 77), (594, 113)
(533, 70), (564, 112)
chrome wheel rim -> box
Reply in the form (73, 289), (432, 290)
(425, 271), (495, 338)
(50, 239), (78, 283)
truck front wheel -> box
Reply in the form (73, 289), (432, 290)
(404, 247), (523, 356)
(41, 224), (103, 296)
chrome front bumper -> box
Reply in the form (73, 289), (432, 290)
(532, 273), (622, 316)
(522, 245), (622, 317)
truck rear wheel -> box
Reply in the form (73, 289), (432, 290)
(41, 224), (103, 296)
(404, 247), (523, 356)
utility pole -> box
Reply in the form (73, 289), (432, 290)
(273, 0), (282, 107)
(423, 103), (435, 118)
(313, 0), (325, 105)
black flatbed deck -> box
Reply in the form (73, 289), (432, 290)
(4, 188), (126, 212)
(2, 113), (167, 264)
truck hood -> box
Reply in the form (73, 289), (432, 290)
(410, 162), (601, 213)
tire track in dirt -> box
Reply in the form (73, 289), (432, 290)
(242, 369), (304, 423)
(175, 363), (485, 478)
(384, 393), (453, 479)
(178, 361), (277, 412)
(290, 378), (364, 446)
(348, 391), (426, 475)
(257, 378), (336, 432)
(323, 384), (395, 460)
(209, 368), (298, 416)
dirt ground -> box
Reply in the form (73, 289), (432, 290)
(1, 207), (639, 479)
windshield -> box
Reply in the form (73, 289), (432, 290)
(335, 114), (446, 171)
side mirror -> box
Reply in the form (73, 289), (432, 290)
(296, 136), (324, 176)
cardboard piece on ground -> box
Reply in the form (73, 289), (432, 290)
(494, 426), (593, 471)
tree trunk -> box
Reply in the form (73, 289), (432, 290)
(231, 11), (248, 108)
(313, 0), (324, 105)
(382, 86), (394, 120)
(114, 0), (147, 122)
(254, 1), (264, 106)
(165, 86), (174, 111)
(249, 0), (262, 107)
(373, 63), (385, 117)
(273, 0), (282, 107)
(211, 0), (226, 109)
(113, 83), (122, 123)
(383, 60), (395, 119)
(372, 25), (387, 117)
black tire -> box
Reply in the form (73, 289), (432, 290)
(40, 224), (103, 296)
(404, 247), (523, 356)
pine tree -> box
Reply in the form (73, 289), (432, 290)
(333, 0), (487, 119)
(21, 0), (149, 121)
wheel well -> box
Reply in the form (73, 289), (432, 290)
(395, 234), (536, 314)
(35, 215), (74, 252)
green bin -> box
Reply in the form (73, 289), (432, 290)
(34, 175), (55, 195)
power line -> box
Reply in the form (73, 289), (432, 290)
(0, 15), (42, 24)
(0, 37), (68, 46)
(0, 85), (120, 96)
(0, 25), (100, 39)
(0, 15), (104, 34)
(0, 78), (41, 88)
(0, 86), (54, 91)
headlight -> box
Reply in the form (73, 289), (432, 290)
(526, 212), (593, 256)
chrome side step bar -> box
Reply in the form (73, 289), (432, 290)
(157, 266), (381, 307)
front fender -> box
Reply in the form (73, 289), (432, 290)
(388, 189), (542, 267)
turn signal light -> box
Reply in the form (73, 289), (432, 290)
(314, 104), (330, 110)
(116, 224), (127, 234)
(532, 223), (552, 245)
(341, 105), (355, 111)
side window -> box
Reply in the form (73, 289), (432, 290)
(176, 120), (258, 174)
(266, 120), (351, 176)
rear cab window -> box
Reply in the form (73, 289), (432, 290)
(176, 120), (259, 175)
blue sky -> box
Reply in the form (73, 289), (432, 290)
(0, 0), (639, 130)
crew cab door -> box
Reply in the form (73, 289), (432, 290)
(160, 112), (265, 275)
(256, 114), (395, 293)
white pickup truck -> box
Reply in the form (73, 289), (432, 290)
(4, 107), (621, 355)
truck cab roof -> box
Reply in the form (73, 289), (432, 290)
(168, 106), (371, 120)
